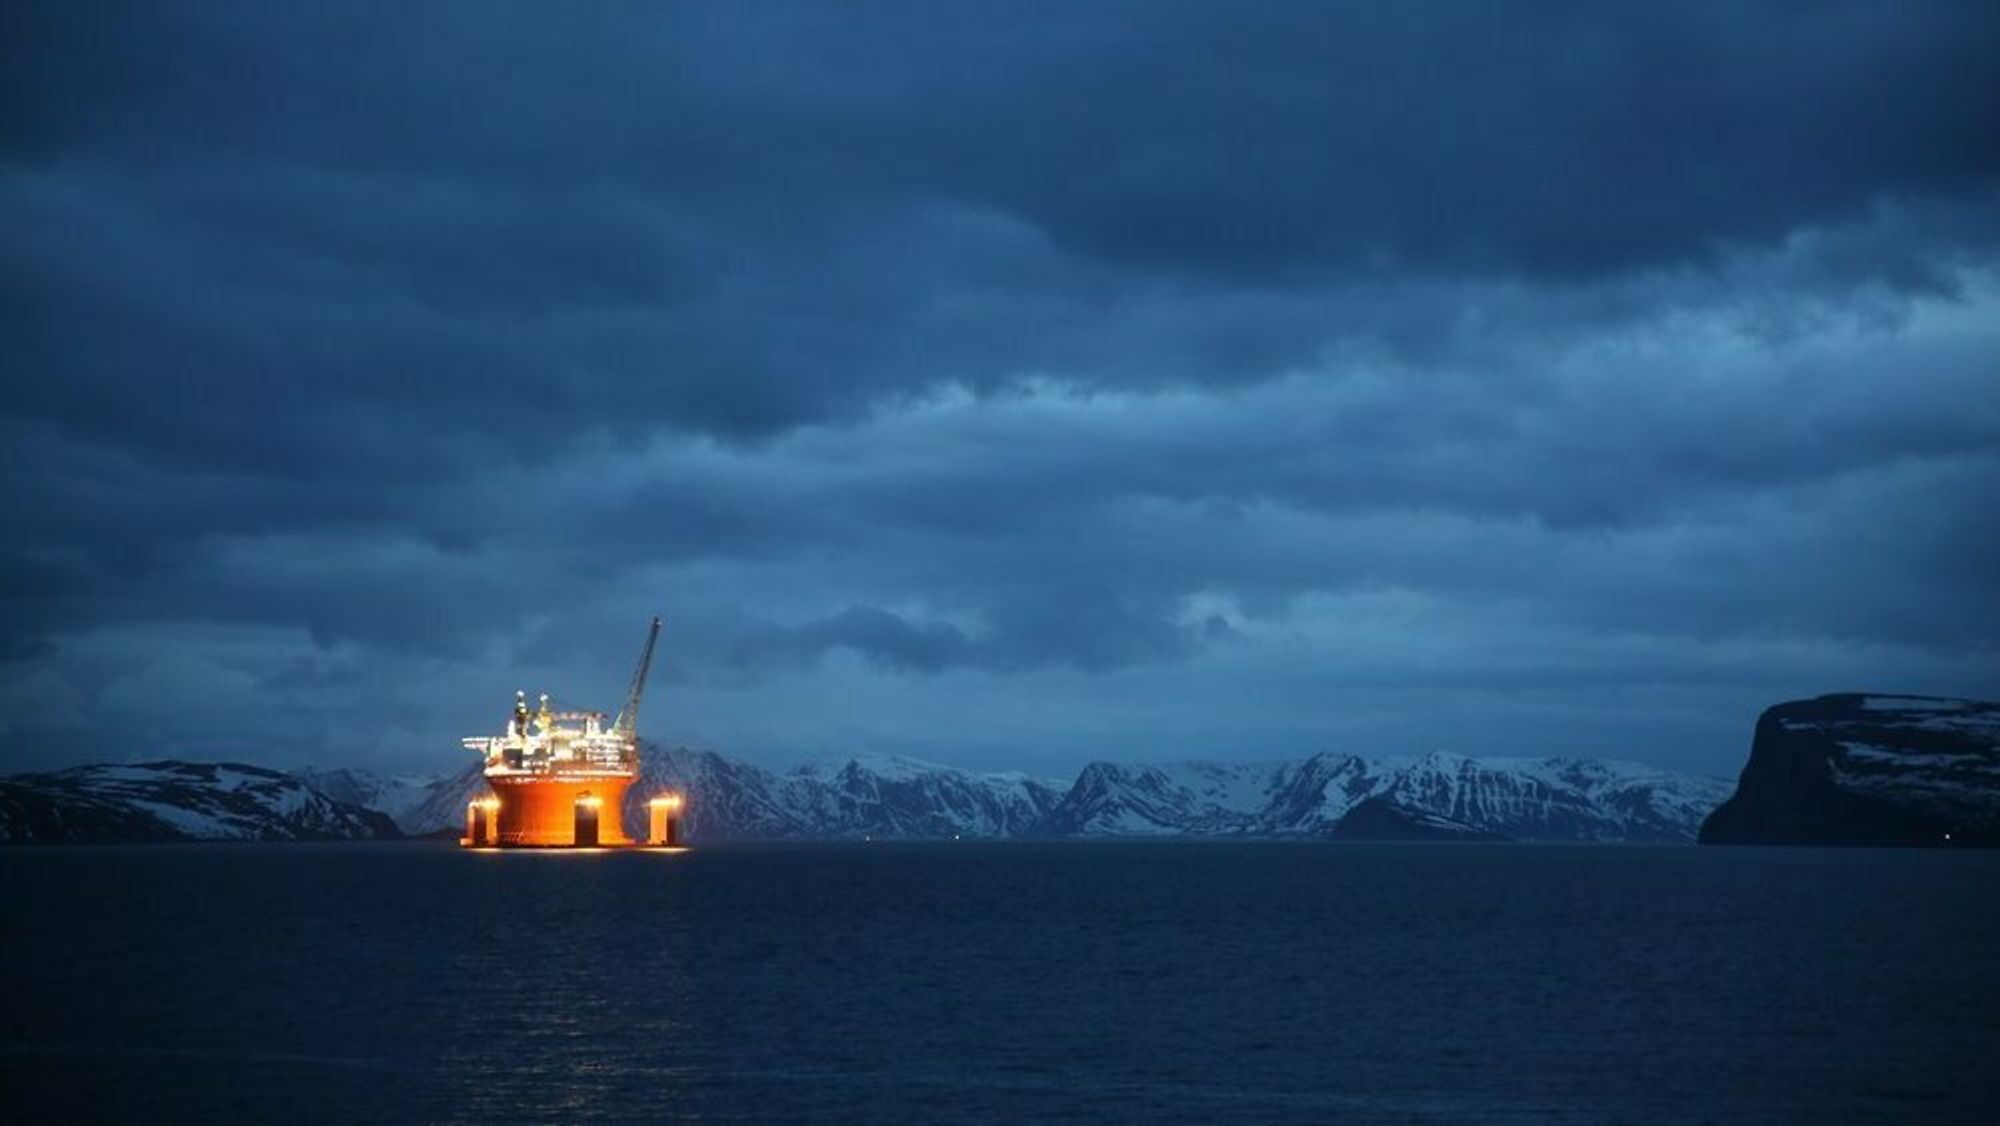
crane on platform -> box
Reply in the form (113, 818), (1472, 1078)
(612, 616), (662, 746)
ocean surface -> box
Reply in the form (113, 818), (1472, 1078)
(2, 841), (1996, 1124)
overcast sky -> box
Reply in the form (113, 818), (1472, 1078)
(3, 2), (1996, 780)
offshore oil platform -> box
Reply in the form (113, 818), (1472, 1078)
(459, 617), (685, 848)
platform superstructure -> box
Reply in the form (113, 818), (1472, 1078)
(460, 617), (677, 847)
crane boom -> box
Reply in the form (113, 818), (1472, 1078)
(612, 616), (662, 743)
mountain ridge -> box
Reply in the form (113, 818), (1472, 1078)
(358, 745), (1730, 844)
(12, 694), (1991, 848)
(0, 762), (400, 844)
(0, 747), (1734, 845)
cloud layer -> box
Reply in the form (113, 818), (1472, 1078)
(4, 2), (1997, 776)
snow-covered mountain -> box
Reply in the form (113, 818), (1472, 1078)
(386, 748), (1068, 841)
(785, 753), (1066, 838)
(1036, 759), (1281, 836)
(1345, 753), (1733, 842)
(0, 762), (399, 844)
(1701, 694), (2000, 847)
(1, 746), (1731, 845)
(374, 745), (1725, 842)
(295, 767), (444, 830)
(1036, 751), (1731, 842)
(362, 762), (485, 836)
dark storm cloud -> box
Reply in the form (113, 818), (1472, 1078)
(2, 1), (1996, 773)
(23, 1), (1993, 281)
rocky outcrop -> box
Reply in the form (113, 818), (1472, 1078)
(1699, 694), (2000, 848)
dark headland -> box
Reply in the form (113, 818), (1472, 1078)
(1699, 694), (2000, 848)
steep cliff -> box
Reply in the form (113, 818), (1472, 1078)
(1700, 694), (2000, 847)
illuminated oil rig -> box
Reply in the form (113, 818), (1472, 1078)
(459, 617), (685, 848)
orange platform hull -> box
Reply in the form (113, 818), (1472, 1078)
(485, 775), (634, 846)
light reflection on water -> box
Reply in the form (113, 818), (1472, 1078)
(3, 841), (1997, 1123)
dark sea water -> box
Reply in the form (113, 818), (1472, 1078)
(2, 841), (1996, 1124)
